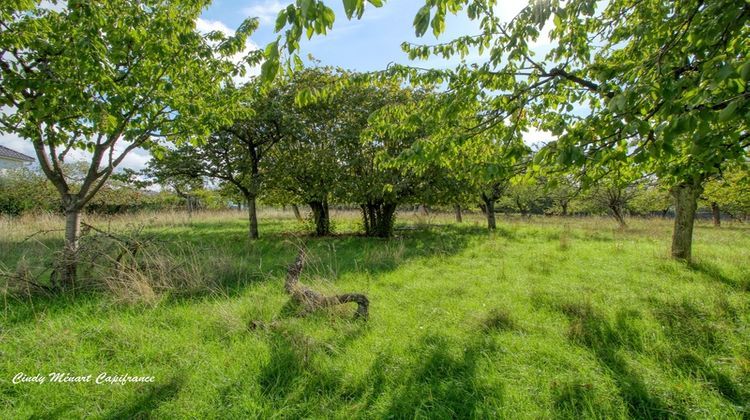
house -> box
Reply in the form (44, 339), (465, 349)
(0, 145), (35, 170)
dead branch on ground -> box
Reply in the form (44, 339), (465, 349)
(284, 249), (369, 319)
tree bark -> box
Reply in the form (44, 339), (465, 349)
(482, 195), (496, 230)
(609, 204), (627, 228)
(670, 181), (702, 261)
(291, 204), (302, 221)
(247, 194), (259, 239)
(711, 201), (721, 227)
(284, 249), (368, 319)
(59, 206), (82, 289)
(516, 198), (529, 217)
(454, 204), (463, 223)
(560, 201), (568, 216)
(361, 202), (397, 238)
(309, 199), (331, 236)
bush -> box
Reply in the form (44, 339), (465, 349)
(0, 168), (59, 215)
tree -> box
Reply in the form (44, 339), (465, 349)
(577, 163), (642, 228)
(501, 174), (551, 217)
(437, 118), (528, 230)
(702, 165), (750, 224)
(628, 180), (672, 218)
(340, 83), (438, 237)
(586, 180), (636, 229)
(546, 175), (578, 216)
(150, 83), (285, 239)
(218, 85), (286, 239)
(0, 1), (256, 286)
(268, 0), (749, 262)
(141, 145), (209, 217)
(371, 89), (531, 231)
(266, 67), (352, 236)
(403, 0), (749, 261)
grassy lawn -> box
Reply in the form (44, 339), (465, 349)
(1, 210), (749, 418)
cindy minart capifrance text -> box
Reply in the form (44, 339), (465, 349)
(12, 372), (156, 385)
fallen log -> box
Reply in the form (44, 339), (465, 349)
(284, 249), (369, 319)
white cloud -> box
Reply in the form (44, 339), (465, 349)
(195, 17), (235, 36)
(0, 130), (152, 172)
(38, 0), (67, 12)
(195, 18), (261, 83)
(114, 145), (152, 171)
(494, 1), (553, 48)
(523, 126), (553, 148)
(0, 131), (36, 161)
(243, 0), (291, 24)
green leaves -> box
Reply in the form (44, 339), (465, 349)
(740, 60), (750, 81)
(343, 0), (382, 20)
(430, 3), (447, 37)
(299, 0), (314, 18)
(606, 94), (627, 113)
(717, 100), (738, 122)
(0, 0), (243, 212)
(414, 5), (431, 37)
(343, 0), (359, 19)
(275, 8), (288, 32)
(261, 40), (280, 83)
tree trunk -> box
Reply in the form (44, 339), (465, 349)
(516, 198), (528, 217)
(482, 195), (496, 230)
(247, 194), (259, 239)
(59, 207), (82, 289)
(292, 204), (302, 221)
(670, 181), (702, 261)
(561, 201), (568, 217)
(361, 202), (397, 238)
(309, 200), (331, 236)
(454, 204), (463, 223)
(609, 204), (627, 228)
(711, 201), (721, 227)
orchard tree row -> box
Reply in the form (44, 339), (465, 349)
(1, 0), (747, 288)
(131, 67), (750, 237)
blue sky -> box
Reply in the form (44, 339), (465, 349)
(203, 0), (487, 72)
(2, 0), (545, 171)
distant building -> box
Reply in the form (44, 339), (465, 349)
(0, 145), (35, 170)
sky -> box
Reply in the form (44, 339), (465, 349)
(1, 0), (546, 172)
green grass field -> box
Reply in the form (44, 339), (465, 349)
(1, 210), (749, 419)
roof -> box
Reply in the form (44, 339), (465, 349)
(0, 145), (34, 162)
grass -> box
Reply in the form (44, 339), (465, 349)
(1, 210), (749, 418)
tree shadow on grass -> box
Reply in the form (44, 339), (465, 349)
(648, 298), (748, 407)
(247, 315), (503, 418)
(146, 224), (478, 300)
(688, 260), (749, 291)
(555, 298), (750, 416)
(671, 351), (748, 406)
(247, 319), (370, 417)
(1, 223), (479, 328)
(383, 333), (503, 418)
(0, 291), (105, 328)
(102, 377), (182, 420)
(650, 299), (727, 353)
(555, 301), (683, 419)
